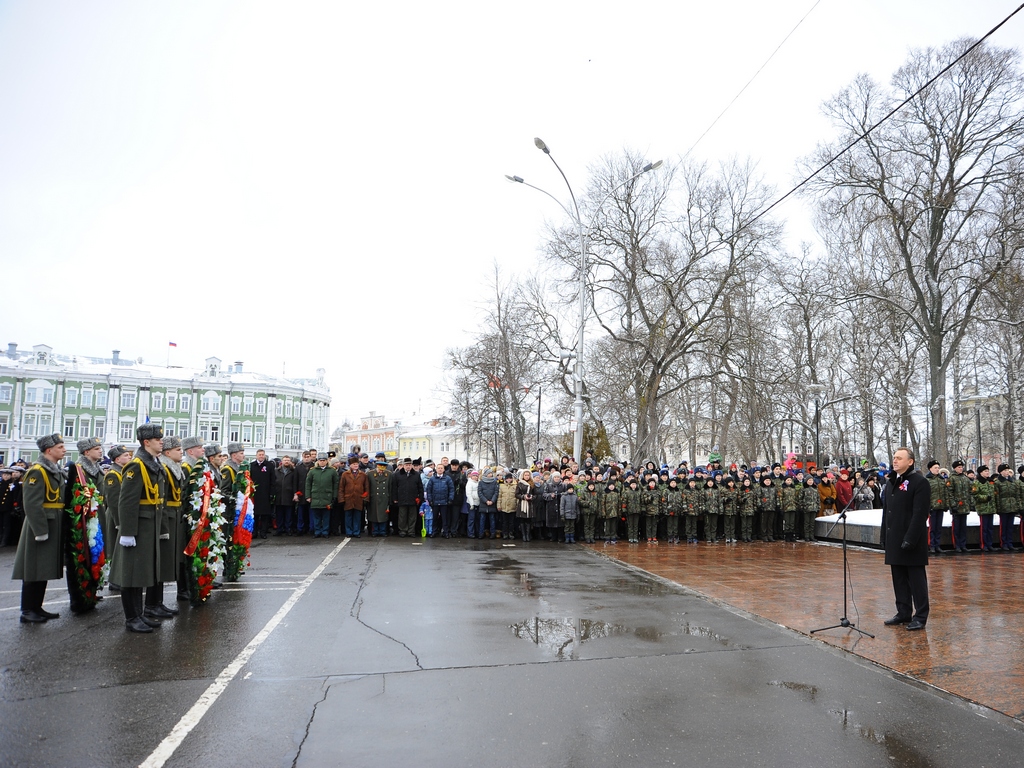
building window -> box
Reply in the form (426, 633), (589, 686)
(386, 438), (395, 450)
(254, 425), (264, 445)
(0, 384), (11, 403)
(64, 417), (76, 439)
(79, 417), (91, 437)
(275, 426), (283, 446)
(275, 400), (283, 417)
(152, 393), (163, 411)
(0, 414), (8, 437)
(285, 401), (293, 418)
(164, 420), (176, 437)
(211, 423), (220, 442)
(373, 438), (381, 451)
(42, 388), (54, 404)
(230, 397), (241, 415)
(96, 389), (108, 408)
(243, 398), (253, 415)
(23, 413), (36, 437)
(166, 393), (176, 411)
(199, 422), (209, 441)
(121, 391), (136, 409)
(120, 421), (134, 440)
(179, 394), (191, 412)
(25, 389), (35, 404)
(94, 419), (105, 438)
(229, 426), (240, 443)
(242, 424), (253, 443)
(178, 423), (190, 439)
(203, 395), (220, 412)
(284, 426), (292, 445)
(39, 414), (52, 434)
(256, 399), (266, 415)
(66, 388), (78, 407)
(81, 389), (93, 408)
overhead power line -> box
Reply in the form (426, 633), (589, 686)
(682, 0), (824, 161)
(744, 1), (1024, 231)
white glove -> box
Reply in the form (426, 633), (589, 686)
(34, 533), (48, 542)
(119, 535), (137, 547)
(159, 533), (170, 540)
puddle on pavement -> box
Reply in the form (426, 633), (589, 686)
(481, 558), (673, 597)
(827, 709), (934, 767)
(768, 680), (819, 701)
(509, 617), (662, 659)
(510, 617), (730, 658)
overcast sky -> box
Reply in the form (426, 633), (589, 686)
(2, 1), (1022, 430)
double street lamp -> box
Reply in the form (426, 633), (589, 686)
(506, 138), (662, 463)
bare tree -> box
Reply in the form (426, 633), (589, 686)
(805, 38), (1024, 465)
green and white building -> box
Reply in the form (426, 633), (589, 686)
(0, 343), (331, 464)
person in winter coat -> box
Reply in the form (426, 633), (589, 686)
(622, 479), (643, 544)
(835, 470), (853, 512)
(994, 464), (1021, 552)
(682, 477), (702, 544)
(559, 484), (579, 543)
(305, 455), (339, 539)
(426, 463), (456, 538)
(642, 479), (662, 543)
(515, 470), (535, 542)
(477, 468), (499, 538)
(818, 476), (837, 518)
(497, 472), (517, 540)
(391, 458), (424, 538)
(540, 472), (563, 541)
(880, 447), (930, 630)
(338, 457), (370, 538)
(465, 470), (483, 538)
(852, 478), (874, 511)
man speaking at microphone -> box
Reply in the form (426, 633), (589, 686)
(880, 447), (931, 631)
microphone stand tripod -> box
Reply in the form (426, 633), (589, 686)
(811, 502), (874, 638)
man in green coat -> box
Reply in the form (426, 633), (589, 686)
(305, 455), (338, 538)
(114, 424), (168, 633)
(12, 434), (67, 624)
(366, 459), (392, 537)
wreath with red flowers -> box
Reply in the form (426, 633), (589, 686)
(67, 475), (105, 608)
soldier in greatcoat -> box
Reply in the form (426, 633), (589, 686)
(113, 424), (167, 633)
(366, 458), (392, 537)
(12, 434), (67, 623)
(145, 435), (185, 620)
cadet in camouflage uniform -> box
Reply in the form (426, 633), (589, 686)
(664, 477), (683, 544)
(924, 460), (950, 554)
(12, 434), (67, 623)
(948, 460), (972, 553)
(643, 479), (662, 543)
(971, 465), (996, 552)
(757, 476), (778, 542)
(683, 477), (702, 543)
(737, 476), (756, 542)
(600, 481), (621, 544)
(622, 479), (642, 544)
(994, 464), (1021, 551)
(779, 476), (800, 542)
(578, 479), (599, 543)
(702, 478), (721, 543)
(798, 478), (819, 542)
(720, 477), (737, 543)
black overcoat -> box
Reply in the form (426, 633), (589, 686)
(880, 468), (930, 566)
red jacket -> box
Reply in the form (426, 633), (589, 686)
(835, 476), (853, 510)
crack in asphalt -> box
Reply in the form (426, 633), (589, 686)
(291, 678), (331, 768)
(349, 543), (424, 670)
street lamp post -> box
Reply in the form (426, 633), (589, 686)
(506, 139), (662, 464)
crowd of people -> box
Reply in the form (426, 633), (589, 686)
(5, 434), (1022, 632)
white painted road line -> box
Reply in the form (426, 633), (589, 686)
(139, 537), (350, 768)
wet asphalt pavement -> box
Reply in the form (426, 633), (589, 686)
(1, 535), (1022, 767)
